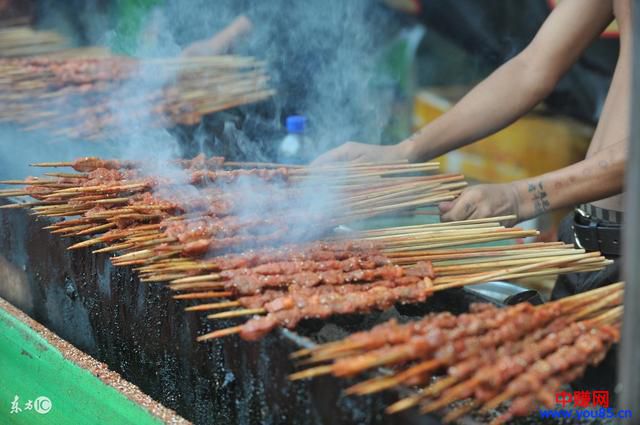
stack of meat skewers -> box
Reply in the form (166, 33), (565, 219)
(0, 156), (611, 342)
(291, 283), (623, 424)
(0, 55), (273, 140)
(183, 240), (608, 342)
(0, 26), (68, 57)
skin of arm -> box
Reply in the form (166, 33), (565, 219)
(312, 0), (614, 165)
(401, 0), (614, 161)
(182, 15), (252, 57)
(440, 139), (627, 224)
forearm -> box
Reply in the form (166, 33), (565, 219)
(206, 15), (252, 51)
(512, 141), (627, 220)
(400, 56), (556, 162)
(183, 15), (252, 56)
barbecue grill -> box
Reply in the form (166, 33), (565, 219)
(0, 202), (613, 425)
(0, 203), (445, 424)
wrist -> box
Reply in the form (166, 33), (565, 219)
(506, 182), (526, 222)
(512, 180), (544, 221)
(397, 138), (419, 162)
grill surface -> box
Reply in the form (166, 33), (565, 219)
(0, 203), (601, 425)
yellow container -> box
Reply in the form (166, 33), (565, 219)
(414, 89), (593, 183)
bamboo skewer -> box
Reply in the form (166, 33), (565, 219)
(207, 308), (266, 319)
(196, 325), (244, 341)
(184, 301), (240, 312)
(173, 291), (233, 300)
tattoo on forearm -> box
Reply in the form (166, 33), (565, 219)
(528, 181), (550, 215)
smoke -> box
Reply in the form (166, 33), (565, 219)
(0, 126), (121, 181)
(148, 0), (395, 159)
(105, 0), (396, 245)
(1, 0), (401, 246)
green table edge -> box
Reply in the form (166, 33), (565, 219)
(0, 297), (188, 425)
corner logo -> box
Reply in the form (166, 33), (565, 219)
(10, 395), (52, 415)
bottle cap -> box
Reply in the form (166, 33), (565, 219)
(286, 115), (306, 134)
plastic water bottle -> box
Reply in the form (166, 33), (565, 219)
(278, 115), (308, 163)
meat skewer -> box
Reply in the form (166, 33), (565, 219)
(289, 285), (622, 424)
(291, 302), (541, 380)
(0, 55), (273, 140)
(345, 303), (566, 396)
(208, 275), (435, 342)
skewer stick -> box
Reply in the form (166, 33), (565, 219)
(292, 340), (371, 363)
(207, 308), (265, 319)
(140, 273), (187, 283)
(196, 325), (243, 341)
(442, 401), (478, 423)
(68, 237), (109, 250)
(173, 291), (232, 300)
(169, 281), (226, 291)
(586, 305), (623, 326)
(170, 273), (221, 284)
(0, 191), (30, 197)
(184, 301), (240, 312)
(347, 358), (442, 396)
(420, 378), (480, 414)
(0, 202), (41, 209)
(50, 224), (94, 235)
(555, 281), (624, 309)
(110, 249), (154, 262)
(30, 161), (74, 167)
(289, 365), (333, 381)
(92, 243), (135, 254)
(353, 215), (518, 236)
(569, 291), (623, 321)
(74, 222), (117, 236)
(385, 242), (568, 259)
(382, 232), (539, 252)
(432, 252), (601, 291)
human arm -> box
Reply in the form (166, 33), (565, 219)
(182, 15), (252, 56)
(313, 0), (614, 165)
(439, 139), (627, 225)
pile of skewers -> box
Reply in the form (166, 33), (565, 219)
(0, 54), (273, 140)
(291, 283), (623, 424)
(178, 227), (609, 342)
(0, 156), (611, 343)
(0, 155), (464, 262)
(0, 26), (68, 57)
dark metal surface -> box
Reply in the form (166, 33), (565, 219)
(618, 0), (640, 421)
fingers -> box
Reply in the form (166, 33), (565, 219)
(440, 190), (479, 222)
(311, 146), (348, 165)
(182, 41), (207, 57)
(441, 199), (476, 222)
(311, 142), (360, 165)
(438, 201), (455, 214)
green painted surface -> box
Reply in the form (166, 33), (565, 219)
(111, 0), (163, 54)
(0, 306), (164, 425)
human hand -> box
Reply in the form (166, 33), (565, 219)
(312, 141), (412, 165)
(438, 183), (521, 227)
